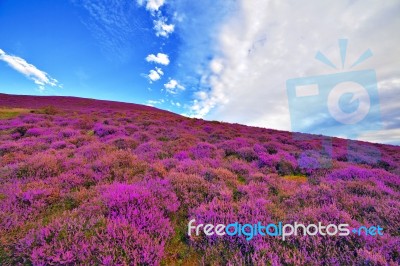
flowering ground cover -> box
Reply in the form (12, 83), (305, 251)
(0, 93), (399, 265)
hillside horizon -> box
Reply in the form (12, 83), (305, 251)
(0, 93), (396, 147)
(0, 93), (175, 115)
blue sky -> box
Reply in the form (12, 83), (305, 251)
(0, 0), (187, 105)
(0, 0), (399, 144)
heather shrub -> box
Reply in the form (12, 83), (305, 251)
(175, 159), (205, 175)
(218, 138), (251, 157)
(202, 167), (237, 184)
(264, 141), (280, 155)
(25, 127), (46, 137)
(276, 159), (296, 176)
(14, 152), (63, 179)
(375, 158), (395, 171)
(236, 146), (258, 162)
(169, 172), (212, 209)
(197, 157), (222, 169)
(92, 150), (148, 183)
(0, 183), (29, 230)
(132, 131), (151, 142)
(79, 142), (110, 161)
(135, 141), (171, 160)
(285, 183), (335, 210)
(347, 142), (382, 166)
(53, 117), (72, 127)
(58, 129), (78, 138)
(146, 161), (168, 178)
(58, 172), (88, 190)
(93, 123), (118, 137)
(298, 150), (321, 170)
(68, 134), (93, 148)
(51, 140), (67, 150)
(100, 181), (177, 231)
(174, 150), (190, 160)
(154, 128), (179, 142)
(124, 124), (139, 135)
(189, 196), (274, 265)
(0, 96), (399, 265)
(101, 181), (178, 262)
(257, 152), (280, 169)
(344, 179), (383, 198)
(171, 134), (199, 151)
(110, 137), (138, 150)
(0, 143), (17, 156)
(74, 116), (95, 130)
(0, 183), (58, 231)
(282, 206), (364, 265)
(99, 217), (166, 265)
(190, 142), (218, 159)
(33, 106), (59, 115)
(12, 126), (28, 137)
(21, 115), (42, 124)
(16, 211), (105, 265)
(227, 159), (252, 177)
(14, 180), (179, 264)
(160, 158), (178, 171)
(327, 166), (374, 180)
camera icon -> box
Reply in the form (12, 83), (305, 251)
(287, 39), (382, 170)
(287, 69), (381, 138)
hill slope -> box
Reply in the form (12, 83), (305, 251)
(0, 94), (399, 265)
(0, 93), (176, 114)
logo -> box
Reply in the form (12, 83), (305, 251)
(188, 219), (384, 241)
(286, 39), (382, 169)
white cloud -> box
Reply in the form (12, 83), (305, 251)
(0, 48), (60, 91)
(164, 79), (185, 94)
(170, 100), (181, 107)
(195, 91), (208, 100)
(209, 58), (224, 74)
(147, 67), (164, 82)
(137, 0), (165, 12)
(146, 53), (170, 65)
(357, 128), (400, 145)
(153, 17), (175, 37)
(137, 0), (174, 38)
(146, 98), (165, 106)
(186, 0), (400, 143)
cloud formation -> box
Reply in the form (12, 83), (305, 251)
(137, 0), (165, 13)
(164, 79), (185, 94)
(168, 0), (234, 86)
(146, 53), (170, 65)
(153, 16), (174, 37)
(138, 0), (175, 86)
(0, 48), (59, 91)
(146, 98), (165, 106)
(137, 0), (173, 38)
(185, 0), (400, 144)
(358, 128), (400, 145)
(147, 67), (164, 82)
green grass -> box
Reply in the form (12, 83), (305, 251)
(0, 108), (31, 119)
(162, 210), (202, 265)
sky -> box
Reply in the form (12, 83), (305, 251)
(0, 0), (399, 144)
